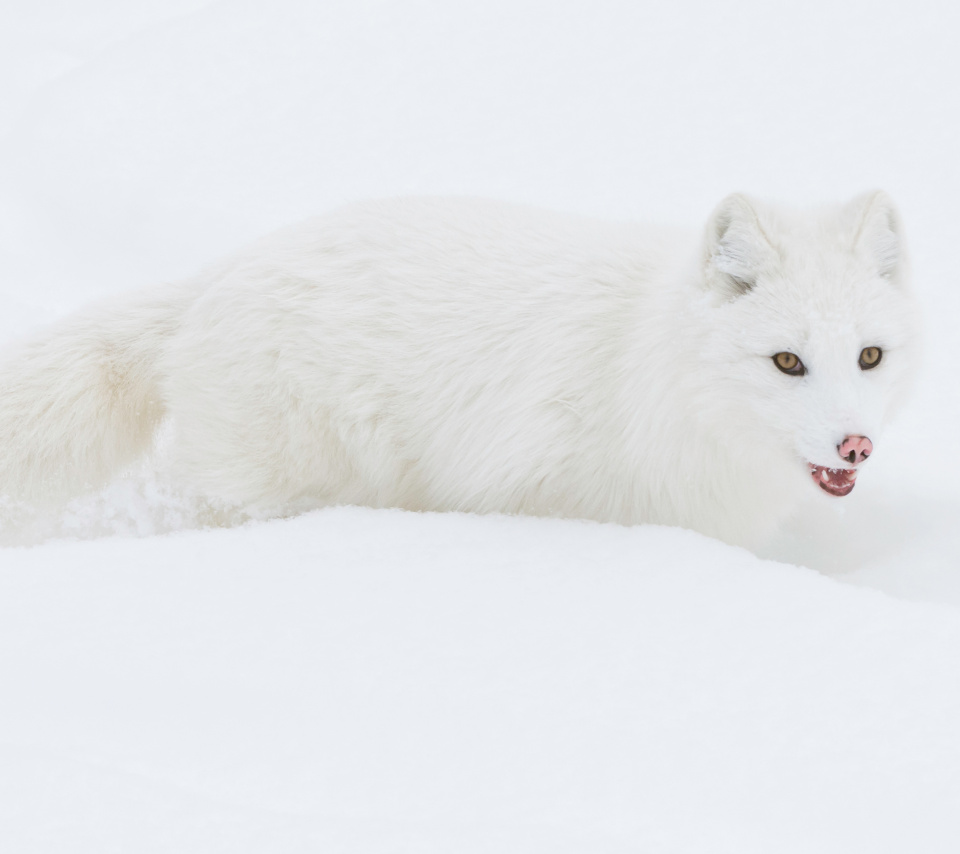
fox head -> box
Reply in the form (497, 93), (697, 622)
(696, 191), (921, 497)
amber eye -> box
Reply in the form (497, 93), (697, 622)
(859, 346), (882, 370)
(773, 352), (805, 376)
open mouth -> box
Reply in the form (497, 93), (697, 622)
(808, 464), (858, 497)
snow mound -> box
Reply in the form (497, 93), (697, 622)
(3, 508), (960, 852)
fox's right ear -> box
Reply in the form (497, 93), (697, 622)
(702, 194), (777, 298)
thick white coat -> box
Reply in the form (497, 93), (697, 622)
(0, 195), (921, 546)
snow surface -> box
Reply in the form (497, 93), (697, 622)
(1, 0), (959, 850)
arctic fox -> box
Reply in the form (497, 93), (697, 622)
(0, 193), (920, 547)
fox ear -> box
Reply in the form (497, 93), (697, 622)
(703, 193), (776, 297)
(851, 190), (905, 283)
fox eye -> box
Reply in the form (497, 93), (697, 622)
(859, 346), (882, 370)
(773, 351), (805, 376)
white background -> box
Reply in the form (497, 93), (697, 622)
(1, 1), (959, 850)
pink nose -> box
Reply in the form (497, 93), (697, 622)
(837, 435), (873, 465)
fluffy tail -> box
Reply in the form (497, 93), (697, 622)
(0, 282), (198, 502)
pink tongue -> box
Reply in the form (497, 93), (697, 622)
(809, 465), (858, 493)
(820, 467), (856, 487)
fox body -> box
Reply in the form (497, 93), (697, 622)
(0, 194), (920, 546)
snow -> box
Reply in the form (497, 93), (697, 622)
(0, 0), (959, 850)
(5, 510), (960, 851)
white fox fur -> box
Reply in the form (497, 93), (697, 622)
(0, 194), (920, 546)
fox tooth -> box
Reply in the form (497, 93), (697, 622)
(821, 470), (829, 481)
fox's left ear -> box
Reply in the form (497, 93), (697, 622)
(850, 191), (906, 284)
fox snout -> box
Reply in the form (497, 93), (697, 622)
(837, 435), (872, 465)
